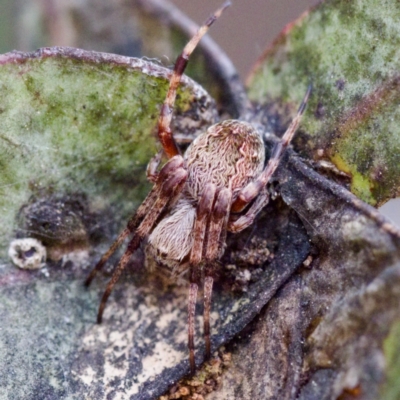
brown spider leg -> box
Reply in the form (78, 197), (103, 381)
(188, 183), (217, 374)
(97, 165), (187, 323)
(203, 188), (232, 359)
(85, 188), (158, 287)
(85, 155), (185, 287)
(188, 282), (198, 375)
(157, 1), (231, 159)
(231, 85), (312, 214)
(228, 187), (269, 233)
(203, 277), (213, 360)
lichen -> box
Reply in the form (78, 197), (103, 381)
(0, 49), (216, 260)
(247, 0), (400, 206)
(381, 321), (400, 400)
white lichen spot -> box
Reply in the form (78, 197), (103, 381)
(8, 238), (46, 270)
(156, 308), (182, 330)
(235, 269), (251, 283)
(303, 255), (313, 267)
(305, 196), (316, 211)
(40, 266), (50, 278)
(61, 249), (90, 269)
(138, 341), (185, 385)
(342, 216), (367, 239)
(223, 298), (250, 326)
(80, 365), (97, 386)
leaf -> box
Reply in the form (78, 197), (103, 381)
(0, 48), (310, 399)
(0, 48), (218, 397)
(2, 0), (400, 399)
(13, 0), (247, 118)
(247, 0), (400, 206)
(207, 140), (400, 400)
(0, 47), (217, 257)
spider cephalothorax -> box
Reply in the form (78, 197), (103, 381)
(85, 1), (310, 374)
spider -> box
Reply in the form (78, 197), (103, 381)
(85, 1), (311, 375)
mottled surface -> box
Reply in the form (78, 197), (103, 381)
(248, 0), (400, 206)
(207, 149), (400, 400)
(2, 0), (400, 399)
(0, 48), (218, 259)
(0, 198), (310, 399)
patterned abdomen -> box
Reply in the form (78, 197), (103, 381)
(184, 120), (265, 199)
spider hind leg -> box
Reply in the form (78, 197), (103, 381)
(86, 156), (187, 323)
(230, 85), (312, 216)
(188, 185), (232, 375)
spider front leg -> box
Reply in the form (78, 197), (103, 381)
(203, 188), (232, 356)
(229, 86), (312, 232)
(157, 1), (231, 159)
(188, 184), (232, 374)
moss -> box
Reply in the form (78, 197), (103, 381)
(381, 321), (400, 400)
(0, 52), (211, 258)
(247, 0), (400, 205)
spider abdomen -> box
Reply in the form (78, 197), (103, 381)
(147, 198), (196, 274)
(184, 120), (265, 199)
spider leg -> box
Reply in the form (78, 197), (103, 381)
(84, 187), (158, 287)
(188, 183), (216, 374)
(187, 185), (232, 374)
(203, 188), (232, 359)
(231, 85), (311, 214)
(228, 187), (269, 233)
(188, 282), (199, 374)
(202, 276), (213, 361)
(86, 155), (184, 287)
(96, 162), (187, 323)
(85, 155), (184, 285)
(158, 2), (230, 159)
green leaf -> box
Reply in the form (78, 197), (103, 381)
(382, 321), (400, 400)
(0, 46), (310, 400)
(0, 47), (217, 258)
(247, 0), (400, 206)
(12, 0), (245, 118)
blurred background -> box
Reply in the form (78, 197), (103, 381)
(0, 0), (319, 79)
(169, 0), (318, 79)
(0, 0), (398, 226)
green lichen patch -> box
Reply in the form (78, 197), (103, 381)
(0, 47), (217, 259)
(381, 320), (400, 400)
(247, 0), (400, 206)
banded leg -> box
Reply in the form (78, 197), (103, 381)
(158, 2), (231, 159)
(188, 183), (216, 374)
(187, 282), (199, 375)
(85, 156), (185, 287)
(203, 276), (213, 361)
(93, 161), (187, 324)
(203, 188), (232, 359)
(231, 85), (311, 214)
(228, 187), (269, 233)
(187, 186), (232, 373)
